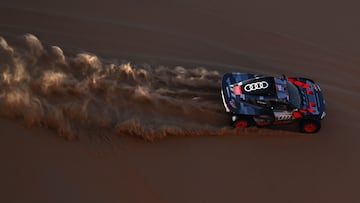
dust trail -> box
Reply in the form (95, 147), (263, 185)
(0, 34), (242, 140)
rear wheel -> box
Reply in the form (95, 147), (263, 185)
(300, 120), (321, 133)
(232, 115), (252, 128)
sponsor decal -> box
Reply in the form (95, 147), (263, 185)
(244, 81), (269, 92)
(276, 115), (293, 121)
(274, 111), (293, 121)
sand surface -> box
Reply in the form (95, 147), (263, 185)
(1, 0), (360, 202)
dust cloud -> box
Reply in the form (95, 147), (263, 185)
(0, 34), (255, 141)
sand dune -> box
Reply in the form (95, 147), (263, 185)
(1, 0), (360, 203)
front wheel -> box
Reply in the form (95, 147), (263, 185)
(299, 120), (321, 133)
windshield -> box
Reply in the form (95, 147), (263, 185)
(287, 81), (301, 109)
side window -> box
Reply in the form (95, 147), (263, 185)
(274, 101), (289, 111)
(256, 100), (272, 109)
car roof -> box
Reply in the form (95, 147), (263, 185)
(241, 76), (289, 102)
(241, 77), (276, 96)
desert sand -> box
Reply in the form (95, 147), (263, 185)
(1, 0), (360, 202)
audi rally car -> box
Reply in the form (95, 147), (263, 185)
(221, 73), (326, 133)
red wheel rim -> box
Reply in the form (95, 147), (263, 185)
(235, 121), (248, 128)
(304, 123), (317, 133)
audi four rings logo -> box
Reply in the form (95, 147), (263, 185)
(244, 81), (269, 92)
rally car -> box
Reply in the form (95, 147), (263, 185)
(221, 73), (326, 133)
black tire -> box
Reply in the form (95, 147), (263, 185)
(231, 115), (253, 128)
(299, 119), (321, 133)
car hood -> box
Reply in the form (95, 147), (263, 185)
(288, 78), (326, 120)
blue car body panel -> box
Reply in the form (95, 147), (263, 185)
(221, 73), (326, 121)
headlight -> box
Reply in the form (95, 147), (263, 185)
(321, 112), (326, 119)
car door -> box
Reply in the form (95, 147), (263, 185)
(272, 101), (294, 121)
